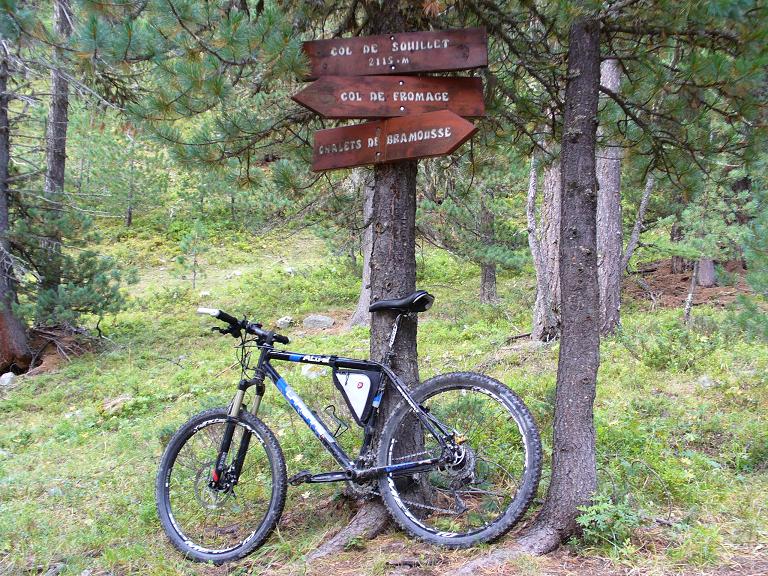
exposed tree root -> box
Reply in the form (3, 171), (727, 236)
(453, 524), (562, 576)
(305, 500), (390, 562)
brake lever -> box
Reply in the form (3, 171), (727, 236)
(210, 326), (241, 338)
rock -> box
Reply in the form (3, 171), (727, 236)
(0, 372), (16, 388)
(301, 364), (328, 379)
(43, 563), (64, 576)
(276, 316), (293, 329)
(697, 374), (716, 389)
(199, 291), (211, 297)
(48, 487), (64, 498)
(303, 314), (335, 329)
(283, 266), (296, 276)
(102, 394), (132, 415)
(64, 409), (83, 420)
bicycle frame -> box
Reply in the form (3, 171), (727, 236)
(212, 343), (453, 488)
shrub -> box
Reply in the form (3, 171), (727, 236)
(576, 493), (643, 552)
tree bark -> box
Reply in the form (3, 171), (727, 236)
(39, 0), (73, 316)
(307, 2), (426, 561)
(697, 257), (716, 287)
(0, 55), (31, 373)
(621, 172), (654, 270)
(596, 58), (622, 335)
(684, 259), (700, 324)
(542, 157), (561, 316)
(479, 186), (499, 305)
(347, 170), (374, 327)
(521, 15), (600, 551)
(369, 161), (420, 396)
(479, 263), (498, 305)
(670, 222), (688, 273)
(126, 135), (136, 227)
(527, 149), (559, 340)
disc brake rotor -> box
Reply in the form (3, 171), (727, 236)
(193, 461), (234, 511)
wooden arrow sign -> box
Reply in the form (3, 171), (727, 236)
(312, 110), (477, 172)
(293, 76), (485, 119)
(303, 28), (487, 80)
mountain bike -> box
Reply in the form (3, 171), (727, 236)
(155, 290), (542, 563)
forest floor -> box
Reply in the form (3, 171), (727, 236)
(624, 259), (753, 310)
(1, 233), (766, 576)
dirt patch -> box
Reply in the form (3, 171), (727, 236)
(624, 259), (752, 310)
(25, 327), (95, 376)
(534, 548), (768, 576)
(296, 539), (768, 576)
(284, 309), (356, 336)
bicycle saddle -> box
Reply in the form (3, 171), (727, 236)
(368, 290), (435, 313)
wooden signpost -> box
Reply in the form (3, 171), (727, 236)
(292, 76), (485, 119)
(312, 110), (478, 172)
(294, 27), (487, 172)
(303, 28), (488, 80)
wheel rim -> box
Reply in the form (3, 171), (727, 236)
(384, 385), (530, 538)
(163, 418), (274, 554)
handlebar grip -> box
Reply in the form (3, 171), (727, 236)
(196, 307), (220, 317)
(216, 310), (240, 326)
(274, 333), (290, 345)
(196, 307), (240, 327)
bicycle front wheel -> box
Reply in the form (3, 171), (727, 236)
(377, 372), (542, 547)
(156, 408), (286, 563)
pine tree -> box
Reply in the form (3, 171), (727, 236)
(0, 1), (136, 339)
(0, 48), (31, 372)
(418, 149), (528, 305)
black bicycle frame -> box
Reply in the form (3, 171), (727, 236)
(212, 344), (451, 487)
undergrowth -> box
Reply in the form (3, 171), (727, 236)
(0, 233), (765, 575)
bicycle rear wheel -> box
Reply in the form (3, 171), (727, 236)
(156, 408), (286, 563)
(377, 372), (541, 547)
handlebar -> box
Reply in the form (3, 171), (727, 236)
(196, 308), (290, 345)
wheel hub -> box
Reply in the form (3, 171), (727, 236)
(445, 444), (476, 484)
(194, 462), (235, 510)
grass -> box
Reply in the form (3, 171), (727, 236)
(0, 232), (766, 575)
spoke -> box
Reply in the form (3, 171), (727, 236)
(166, 419), (274, 552)
(385, 385), (534, 536)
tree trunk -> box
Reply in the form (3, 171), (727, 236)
(596, 58), (623, 335)
(306, 2), (426, 561)
(697, 257), (716, 287)
(621, 172), (654, 270)
(684, 259), (700, 324)
(126, 137), (136, 227)
(527, 149), (558, 340)
(39, 0), (72, 316)
(369, 161), (420, 398)
(0, 56), (31, 373)
(479, 187), (499, 305)
(670, 222), (688, 273)
(521, 15), (600, 552)
(479, 263), (498, 304)
(542, 153), (563, 339)
(347, 171), (374, 327)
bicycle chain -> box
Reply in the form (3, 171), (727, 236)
(394, 495), (462, 515)
(387, 449), (466, 515)
(391, 449), (435, 462)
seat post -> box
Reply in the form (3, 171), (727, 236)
(384, 313), (404, 365)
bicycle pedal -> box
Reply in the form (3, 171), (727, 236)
(288, 470), (312, 486)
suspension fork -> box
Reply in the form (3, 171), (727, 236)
(211, 349), (269, 487)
